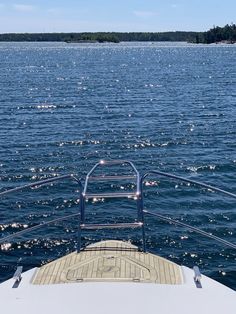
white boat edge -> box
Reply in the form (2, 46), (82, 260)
(0, 240), (235, 314)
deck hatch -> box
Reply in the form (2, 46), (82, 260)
(32, 240), (183, 285)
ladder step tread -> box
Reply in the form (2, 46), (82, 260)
(85, 192), (137, 199)
(81, 222), (143, 230)
(88, 175), (137, 181)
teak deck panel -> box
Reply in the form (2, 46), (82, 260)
(32, 240), (183, 285)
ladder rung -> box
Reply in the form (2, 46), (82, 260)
(88, 175), (137, 181)
(81, 222), (143, 230)
(85, 192), (137, 199)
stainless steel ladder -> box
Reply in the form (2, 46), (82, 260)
(77, 160), (146, 252)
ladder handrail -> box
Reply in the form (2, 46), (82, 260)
(83, 160), (141, 196)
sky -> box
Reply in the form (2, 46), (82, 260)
(0, 0), (235, 33)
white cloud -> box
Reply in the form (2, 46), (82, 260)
(133, 11), (158, 18)
(13, 4), (36, 12)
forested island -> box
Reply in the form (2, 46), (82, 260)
(203, 23), (236, 43)
(0, 24), (235, 44)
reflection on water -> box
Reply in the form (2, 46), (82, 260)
(0, 42), (236, 289)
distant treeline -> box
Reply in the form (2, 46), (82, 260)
(0, 31), (200, 43)
(203, 24), (236, 43)
(0, 24), (235, 43)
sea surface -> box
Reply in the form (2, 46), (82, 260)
(0, 42), (236, 289)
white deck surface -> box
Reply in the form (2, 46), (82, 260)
(0, 241), (235, 314)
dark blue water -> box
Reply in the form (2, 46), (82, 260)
(0, 42), (236, 289)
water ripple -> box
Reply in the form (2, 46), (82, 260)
(0, 42), (236, 289)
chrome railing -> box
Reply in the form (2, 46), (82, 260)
(1, 160), (236, 255)
(0, 174), (84, 249)
(140, 170), (236, 250)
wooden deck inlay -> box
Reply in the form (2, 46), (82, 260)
(32, 240), (183, 285)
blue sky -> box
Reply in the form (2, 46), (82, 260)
(0, 0), (235, 33)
